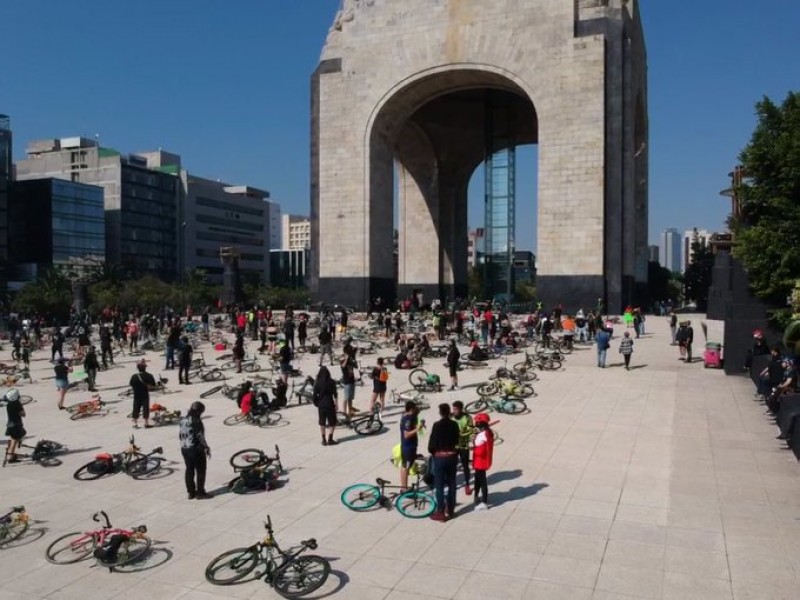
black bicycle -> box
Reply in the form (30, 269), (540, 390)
(73, 436), (164, 481)
(228, 445), (284, 494)
(205, 515), (330, 598)
(3, 439), (65, 468)
(336, 403), (382, 435)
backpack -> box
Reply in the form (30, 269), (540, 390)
(93, 533), (129, 564)
(379, 368), (389, 383)
(425, 374), (440, 385)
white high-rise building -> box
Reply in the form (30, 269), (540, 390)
(682, 227), (712, 272)
(281, 214), (311, 251)
(265, 200), (282, 249)
(660, 228), (681, 274)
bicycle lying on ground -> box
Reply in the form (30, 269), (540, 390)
(341, 469), (436, 518)
(408, 368), (444, 392)
(465, 395), (528, 415)
(3, 439), (65, 467)
(513, 351), (563, 373)
(290, 376), (314, 405)
(0, 506), (29, 546)
(476, 378), (534, 399)
(336, 402), (382, 435)
(223, 401), (282, 428)
(228, 445), (284, 494)
(46, 510), (150, 572)
(205, 515), (330, 598)
(389, 388), (430, 410)
(117, 375), (171, 398)
(0, 393), (34, 407)
(73, 436), (164, 481)
(65, 395), (106, 420)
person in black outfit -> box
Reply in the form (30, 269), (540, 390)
(4, 388), (26, 463)
(165, 320), (181, 370)
(51, 329), (64, 362)
(757, 347), (784, 397)
(298, 315), (308, 349)
(313, 366), (339, 446)
(99, 326), (113, 368)
(179, 401), (211, 499)
(428, 403), (461, 521)
(283, 318), (295, 351)
(83, 346), (100, 392)
(129, 361), (156, 428)
(178, 336), (194, 384)
(446, 339), (460, 391)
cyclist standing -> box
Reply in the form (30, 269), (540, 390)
(129, 360), (156, 428)
(179, 401), (211, 499)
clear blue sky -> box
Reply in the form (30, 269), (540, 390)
(2, 1), (797, 253)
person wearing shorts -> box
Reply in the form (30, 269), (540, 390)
(370, 357), (388, 413)
(399, 400), (423, 490)
(54, 358), (72, 410)
(4, 388), (26, 463)
(313, 366), (338, 446)
(340, 355), (357, 416)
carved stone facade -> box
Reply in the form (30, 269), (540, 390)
(311, 0), (648, 311)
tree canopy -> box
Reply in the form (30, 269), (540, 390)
(683, 241), (714, 311)
(733, 91), (800, 306)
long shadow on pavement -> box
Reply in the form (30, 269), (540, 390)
(485, 482), (549, 508)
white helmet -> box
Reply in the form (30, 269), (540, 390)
(5, 388), (20, 402)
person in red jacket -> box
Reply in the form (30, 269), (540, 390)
(472, 413), (494, 510)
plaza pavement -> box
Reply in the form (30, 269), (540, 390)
(1, 315), (799, 600)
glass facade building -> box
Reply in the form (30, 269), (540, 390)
(0, 115), (11, 273)
(9, 178), (105, 280)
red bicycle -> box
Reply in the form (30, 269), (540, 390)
(45, 511), (150, 571)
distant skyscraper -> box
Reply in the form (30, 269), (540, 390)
(660, 228), (681, 274)
(682, 227), (712, 272)
(282, 214), (311, 251)
(648, 245), (659, 264)
(265, 200), (282, 249)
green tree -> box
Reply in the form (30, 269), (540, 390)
(733, 92), (800, 305)
(467, 267), (483, 300)
(11, 268), (73, 319)
(683, 241), (715, 311)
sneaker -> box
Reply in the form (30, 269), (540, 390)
(474, 502), (489, 511)
(327, 438), (339, 446)
(429, 511), (447, 522)
(187, 493), (196, 500)
(195, 492), (213, 500)
(321, 439), (328, 446)
(465, 485), (472, 496)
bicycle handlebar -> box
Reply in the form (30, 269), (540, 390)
(92, 510), (112, 528)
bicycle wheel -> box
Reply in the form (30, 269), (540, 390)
(46, 531), (97, 564)
(517, 370), (538, 382)
(73, 459), (112, 480)
(242, 362), (261, 373)
(230, 448), (265, 469)
(272, 555), (331, 598)
(220, 361), (237, 371)
(200, 385), (224, 399)
(0, 513), (29, 545)
(115, 535), (152, 567)
(512, 361), (530, 374)
(257, 411), (282, 428)
(224, 413), (248, 426)
(395, 490), (437, 519)
(19, 395), (33, 406)
(476, 382), (496, 397)
(501, 398), (528, 414)
(543, 359), (562, 371)
(514, 384), (534, 399)
(408, 368), (427, 388)
(202, 369), (224, 381)
(127, 456), (163, 479)
(465, 399), (488, 415)
(205, 547), (260, 585)
(353, 416), (382, 436)
(340, 483), (381, 510)
(37, 455), (63, 467)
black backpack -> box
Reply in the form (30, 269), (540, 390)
(93, 533), (128, 564)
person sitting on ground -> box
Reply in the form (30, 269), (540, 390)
(756, 347), (784, 398)
(394, 350), (411, 370)
(237, 381), (254, 412)
(469, 341), (488, 362)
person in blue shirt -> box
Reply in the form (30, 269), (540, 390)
(399, 400), (424, 491)
(596, 327), (611, 368)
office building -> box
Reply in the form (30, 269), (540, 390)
(467, 228), (485, 268)
(513, 251), (536, 284)
(266, 200), (282, 249)
(16, 138), (180, 279)
(682, 227), (712, 272)
(9, 178), (105, 284)
(270, 249), (308, 288)
(281, 214), (311, 250)
(660, 228), (681, 274)
(648, 244), (659, 264)
(180, 172), (271, 284)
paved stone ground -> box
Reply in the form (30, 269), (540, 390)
(1, 315), (799, 600)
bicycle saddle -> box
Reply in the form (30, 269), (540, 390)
(151, 447), (163, 454)
(301, 538), (318, 550)
(95, 453), (113, 461)
(376, 477), (391, 486)
(12, 505), (24, 512)
(134, 525), (147, 533)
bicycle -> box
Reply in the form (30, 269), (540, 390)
(199, 380), (246, 400)
(65, 395), (107, 420)
(408, 367), (444, 392)
(205, 515), (330, 597)
(3, 439), (65, 467)
(228, 445), (284, 494)
(45, 510), (150, 572)
(0, 393), (33, 407)
(0, 506), (29, 546)
(223, 403), (282, 428)
(465, 395), (528, 415)
(187, 365), (225, 382)
(73, 436), (164, 481)
(489, 365), (537, 382)
(117, 375), (171, 398)
(336, 403), (382, 435)
(389, 388), (430, 410)
(341, 471), (436, 519)
(513, 351), (562, 373)
(476, 378), (534, 399)
(290, 376), (315, 405)
(149, 403), (181, 426)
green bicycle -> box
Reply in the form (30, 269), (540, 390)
(341, 470), (436, 519)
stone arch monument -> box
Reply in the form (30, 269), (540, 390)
(311, 0), (648, 311)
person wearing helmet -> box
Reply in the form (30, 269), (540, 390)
(179, 401), (211, 499)
(472, 413), (494, 510)
(3, 388), (26, 463)
(129, 360), (156, 429)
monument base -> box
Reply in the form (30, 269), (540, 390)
(316, 277), (395, 311)
(397, 284), (468, 308)
(536, 275), (606, 315)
